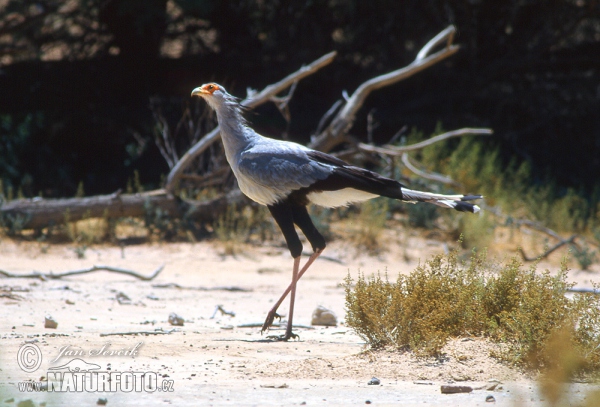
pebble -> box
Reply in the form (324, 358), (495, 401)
(311, 305), (337, 326)
(440, 385), (473, 394)
(44, 316), (58, 329)
(486, 395), (496, 402)
(367, 377), (380, 385)
(168, 313), (184, 326)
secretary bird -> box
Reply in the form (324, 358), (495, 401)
(191, 83), (481, 341)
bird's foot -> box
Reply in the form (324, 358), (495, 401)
(260, 311), (282, 334)
(267, 331), (299, 341)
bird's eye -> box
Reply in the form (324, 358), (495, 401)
(207, 85), (214, 90)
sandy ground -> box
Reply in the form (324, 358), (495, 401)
(1, 236), (599, 406)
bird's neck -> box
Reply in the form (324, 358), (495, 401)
(215, 104), (257, 163)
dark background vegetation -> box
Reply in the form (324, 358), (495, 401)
(1, 0), (599, 200)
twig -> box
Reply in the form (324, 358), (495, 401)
(236, 323), (314, 330)
(0, 292), (24, 300)
(310, 26), (461, 152)
(165, 51), (337, 193)
(357, 128), (493, 156)
(483, 204), (581, 262)
(518, 235), (578, 262)
(484, 204), (577, 244)
(100, 328), (176, 337)
(0, 264), (165, 281)
(400, 153), (459, 185)
(211, 305), (236, 318)
(567, 287), (600, 295)
(151, 283), (251, 292)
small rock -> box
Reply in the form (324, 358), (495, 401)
(441, 385), (473, 394)
(17, 400), (35, 407)
(97, 398), (108, 405)
(168, 313), (184, 326)
(365, 401), (372, 405)
(311, 305), (337, 326)
(65, 299), (75, 305)
(367, 377), (380, 385)
(44, 316), (58, 329)
(116, 292), (131, 305)
(486, 395), (496, 402)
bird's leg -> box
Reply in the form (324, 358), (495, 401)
(280, 256), (301, 341)
(261, 249), (323, 335)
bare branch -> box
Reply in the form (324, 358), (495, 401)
(100, 328), (176, 337)
(401, 153), (459, 185)
(0, 264), (165, 281)
(314, 99), (343, 136)
(567, 287), (600, 295)
(151, 283), (251, 292)
(518, 235), (578, 262)
(310, 26), (460, 152)
(483, 204), (582, 261)
(416, 25), (456, 61)
(484, 204), (571, 243)
(165, 51), (337, 193)
(358, 128), (493, 156)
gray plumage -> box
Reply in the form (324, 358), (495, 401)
(191, 82), (481, 213)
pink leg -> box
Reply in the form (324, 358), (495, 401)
(262, 249), (323, 336)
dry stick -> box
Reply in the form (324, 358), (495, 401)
(567, 287), (600, 295)
(0, 264), (165, 281)
(310, 25), (461, 152)
(100, 328), (176, 337)
(210, 305), (236, 318)
(357, 128), (492, 183)
(164, 51), (337, 193)
(484, 204), (570, 243)
(483, 205), (580, 261)
(151, 283), (251, 292)
(400, 153), (458, 185)
(518, 235), (578, 262)
(357, 128), (494, 155)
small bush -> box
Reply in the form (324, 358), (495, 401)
(345, 245), (600, 373)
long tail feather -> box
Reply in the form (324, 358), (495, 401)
(401, 188), (482, 213)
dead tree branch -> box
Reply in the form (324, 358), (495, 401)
(0, 264), (165, 281)
(400, 153), (458, 185)
(518, 235), (578, 262)
(164, 51), (337, 193)
(100, 328), (176, 337)
(357, 128), (492, 184)
(358, 128), (493, 156)
(310, 26), (460, 152)
(483, 204), (580, 261)
(0, 188), (250, 230)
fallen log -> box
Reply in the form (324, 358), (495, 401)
(0, 188), (249, 230)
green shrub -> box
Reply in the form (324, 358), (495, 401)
(345, 245), (600, 373)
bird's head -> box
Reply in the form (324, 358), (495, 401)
(191, 83), (227, 110)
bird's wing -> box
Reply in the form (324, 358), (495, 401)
(237, 141), (333, 204)
(306, 150), (406, 197)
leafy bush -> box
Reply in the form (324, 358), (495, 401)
(345, 245), (600, 373)
(405, 127), (597, 237)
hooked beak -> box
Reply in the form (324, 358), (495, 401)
(191, 87), (208, 97)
